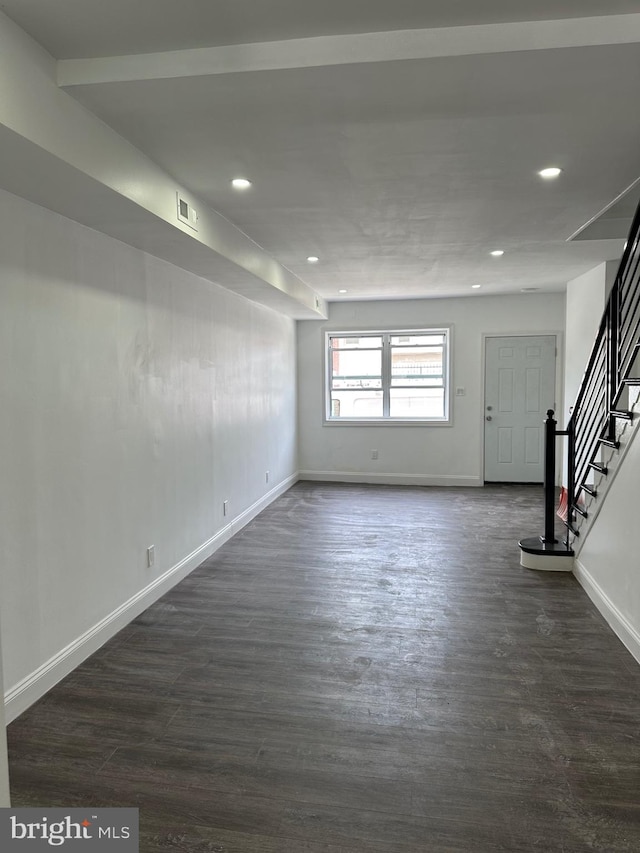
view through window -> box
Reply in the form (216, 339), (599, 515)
(326, 330), (449, 421)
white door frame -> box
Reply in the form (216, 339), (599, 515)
(480, 330), (564, 486)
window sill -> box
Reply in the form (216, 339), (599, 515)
(323, 418), (452, 427)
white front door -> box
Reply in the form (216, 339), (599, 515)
(484, 335), (556, 483)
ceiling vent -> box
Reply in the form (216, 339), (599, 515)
(176, 192), (198, 231)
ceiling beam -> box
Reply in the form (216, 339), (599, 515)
(0, 8), (326, 319)
(58, 14), (640, 87)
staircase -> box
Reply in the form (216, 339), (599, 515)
(520, 195), (640, 569)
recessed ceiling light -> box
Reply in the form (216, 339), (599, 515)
(231, 178), (252, 190)
(339, 289), (348, 293)
(471, 284), (482, 289)
(307, 256), (319, 264)
(490, 250), (504, 257)
(538, 167), (562, 179)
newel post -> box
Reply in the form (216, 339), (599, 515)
(542, 409), (558, 542)
(518, 407), (574, 569)
(542, 409), (558, 544)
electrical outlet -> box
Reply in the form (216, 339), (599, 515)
(371, 449), (378, 460)
(265, 471), (270, 483)
(223, 500), (228, 517)
(146, 545), (155, 568)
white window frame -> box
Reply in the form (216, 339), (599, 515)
(324, 328), (451, 425)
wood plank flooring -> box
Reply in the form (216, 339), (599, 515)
(7, 482), (640, 851)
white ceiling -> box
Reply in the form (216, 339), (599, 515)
(3, 0), (640, 57)
(2, 1), (640, 304)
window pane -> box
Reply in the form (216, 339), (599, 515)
(330, 390), (383, 418)
(331, 349), (382, 389)
(330, 336), (383, 349)
(325, 328), (449, 422)
(391, 334), (445, 346)
(390, 388), (446, 418)
(391, 346), (443, 386)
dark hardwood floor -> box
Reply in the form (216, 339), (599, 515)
(7, 483), (640, 851)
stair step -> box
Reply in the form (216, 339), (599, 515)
(572, 504), (588, 519)
(598, 437), (620, 449)
(579, 484), (597, 498)
(562, 519), (580, 537)
(588, 462), (608, 475)
(610, 409), (634, 420)
(624, 378), (640, 386)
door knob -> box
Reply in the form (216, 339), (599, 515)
(486, 415), (492, 421)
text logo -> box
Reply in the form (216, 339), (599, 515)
(0, 809), (138, 851)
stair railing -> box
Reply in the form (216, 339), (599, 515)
(562, 195), (640, 543)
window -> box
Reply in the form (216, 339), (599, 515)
(326, 329), (450, 422)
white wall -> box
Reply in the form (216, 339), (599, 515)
(0, 188), (297, 720)
(0, 620), (9, 806)
(297, 294), (564, 485)
(563, 262), (609, 423)
(574, 416), (640, 663)
(566, 258), (640, 665)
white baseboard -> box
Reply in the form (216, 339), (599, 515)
(4, 473), (298, 723)
(574, 557), (640, 665)
(298, 470), (482, 487)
